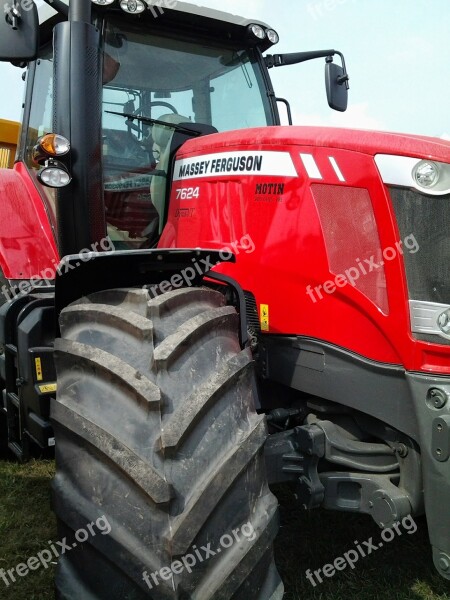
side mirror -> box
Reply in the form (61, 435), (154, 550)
(325, 58), (349, 112)
(0, 0), (39, 62)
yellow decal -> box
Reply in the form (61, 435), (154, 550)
(260, 303), (269, 332)
(35, 357), (43, 381)
(38, 383), (57, 394)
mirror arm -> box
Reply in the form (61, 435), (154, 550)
(328, 51), (350, 89)
(265, 49), (336, 68)
(265, 48), (350, 90)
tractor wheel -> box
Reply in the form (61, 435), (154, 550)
(52, 287), (283, 600)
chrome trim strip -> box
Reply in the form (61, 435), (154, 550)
(409, 299), (450, 340)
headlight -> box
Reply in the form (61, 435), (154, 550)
(37, 160), (71, 188)
(375, 154), (450, 196)
(91, 0), (115, 5)
(266, 29), (279, 45)
(438, 309), (450, 337)
(120, 0), (146, 13)
(248, 24), (266, 40)
(413, 161), (440, 189)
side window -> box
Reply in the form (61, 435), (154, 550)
(24, 46), (56, 224)
(25, 48), (53, 168)
(211, 54), (268, 132)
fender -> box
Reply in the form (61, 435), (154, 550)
(0, 162), (58, 280)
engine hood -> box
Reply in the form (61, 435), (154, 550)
(179, 126), (450, 163)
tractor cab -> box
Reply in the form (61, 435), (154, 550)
(98, 10), (279, 246)
(17, 1), (281, 249)
(4, 0), (348, 253)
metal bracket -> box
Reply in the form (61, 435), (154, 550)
(312, 419), (398, 473)
(264, 424), (326, 509)
(320, 472), (413, 529)
(432, 416), (450, 462)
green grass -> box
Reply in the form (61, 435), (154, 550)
(0, 460), (448, 599)
(0, 457), (56, 600)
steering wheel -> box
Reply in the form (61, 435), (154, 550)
(103, 128), (150, 162)
(147, 101), (178, 115)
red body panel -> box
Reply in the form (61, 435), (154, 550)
(0, 163), (59, 280)
(159, 126), (450, 374)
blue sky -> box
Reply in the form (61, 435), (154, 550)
(0, 0), (449, 138)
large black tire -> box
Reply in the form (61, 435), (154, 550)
(52, 287), (283, 599)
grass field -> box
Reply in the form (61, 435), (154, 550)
(0, 458), (56, 600)
(0, 458), (449, 600)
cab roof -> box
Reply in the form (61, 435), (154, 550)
(38, 1), (276, 51)
(38, 1), (271, 33)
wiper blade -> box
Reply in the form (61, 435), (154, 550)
(105, 111), (202, 137)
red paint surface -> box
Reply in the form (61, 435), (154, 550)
(0, 163), (59, 279)
(160, 126), (450, 374)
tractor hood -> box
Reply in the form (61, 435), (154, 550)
(166, 123), (450, 373)
(177, 126), (450, 163)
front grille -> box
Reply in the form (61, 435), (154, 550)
(389, 186), (450, 345)
(244, 291), (260, 333)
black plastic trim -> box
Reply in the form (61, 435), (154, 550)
(0, 293), (55, 459)
(53, 19), (105, 255)
(258, 335), (419, 441)
(55, 249), (235, 322)
(205, 271), (249, 349)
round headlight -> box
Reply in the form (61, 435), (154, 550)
(38, 162), (71, 188)
(413, 160), (440, 188)
(91, 0), (115, 5)
(438, 309), (450, 337)
(248, 24), (266, 40)
(266, 29), (279, 45)
(120, 0), (146, 13)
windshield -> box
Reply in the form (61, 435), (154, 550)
(102, 17), (273, 248)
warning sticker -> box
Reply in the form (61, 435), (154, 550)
(35, 357), (43, 381)
(260, 304), (269, 332)
(38, 383), (57, 394)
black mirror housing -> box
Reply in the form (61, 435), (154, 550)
(0, 0), (39, 62)
(325, 61), (348, 112)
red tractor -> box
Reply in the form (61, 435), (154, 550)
(0, 0), (449, 597)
